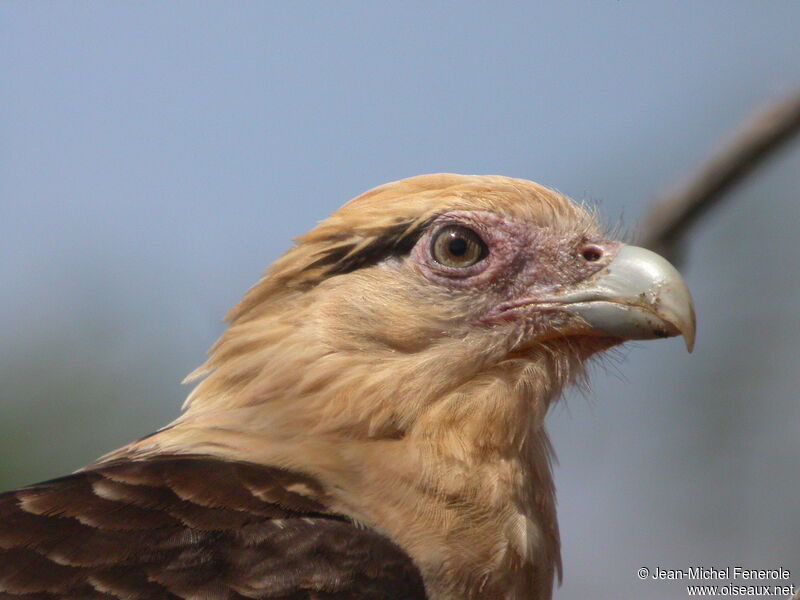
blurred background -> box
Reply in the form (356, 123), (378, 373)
(1, 3), (798, 598)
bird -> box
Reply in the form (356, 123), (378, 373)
(0, 174), (695, 600)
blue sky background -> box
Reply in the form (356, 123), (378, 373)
(2, 3), (799, 598)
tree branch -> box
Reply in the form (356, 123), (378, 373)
(640, 89), (800, 265)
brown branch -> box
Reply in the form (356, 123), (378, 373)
(640, 89), (800, 265)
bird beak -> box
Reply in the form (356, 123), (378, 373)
(552, 245), (696, 352)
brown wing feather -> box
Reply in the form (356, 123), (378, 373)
(0, 456), (427, 600)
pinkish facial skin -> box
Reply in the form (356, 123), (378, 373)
(409, 210), (623, 349)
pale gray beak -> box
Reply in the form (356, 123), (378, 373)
(554, 245), (696, 352)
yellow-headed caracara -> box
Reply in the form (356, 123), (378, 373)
(0, 174), (695, 600)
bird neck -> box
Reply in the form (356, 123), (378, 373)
(103, 300), (598, 600)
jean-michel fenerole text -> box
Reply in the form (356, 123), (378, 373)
(650, 567), (791, 581)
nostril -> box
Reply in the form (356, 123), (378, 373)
(581, 245), (603, 262)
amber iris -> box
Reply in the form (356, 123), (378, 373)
(431, 225), (487, 268)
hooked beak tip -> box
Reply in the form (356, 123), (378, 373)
(680, 308), (696, 353)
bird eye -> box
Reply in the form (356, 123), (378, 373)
(430, 225), (488, 268)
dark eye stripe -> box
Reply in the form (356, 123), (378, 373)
(305, 220), (430, 278)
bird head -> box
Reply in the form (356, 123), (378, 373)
(183, 174), (694, 442)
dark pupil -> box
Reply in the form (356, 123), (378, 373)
(448, 236), (468, 257)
